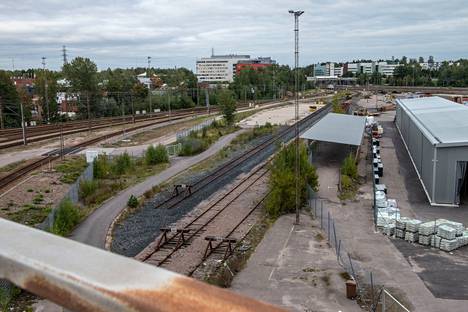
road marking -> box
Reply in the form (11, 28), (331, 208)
(269, 221), (295, 281)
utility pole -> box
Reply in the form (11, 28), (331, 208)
(0, 95), (4, 129)
(20, 102), (27, 145)
(147, 56), (153, 116)
(289, 9), (304, 225)
(42, 57), (50, 123)
(168, 89), (172, 116)
(62, 46), (68, 66)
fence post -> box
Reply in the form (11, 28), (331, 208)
(333, 221), (338, 252)
(382, 289), (386, 312)
(314, 198), (317, 216)
(337, 239), (341, 263)
(320, 203), (323, 229)
(370, 271), (375, 309)
(348, 253), (356, 282)
(327, 211), (331, 242)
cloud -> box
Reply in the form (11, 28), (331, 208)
(0, 0), (467, 70)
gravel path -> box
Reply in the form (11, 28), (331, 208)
(70, 129), (245, 248)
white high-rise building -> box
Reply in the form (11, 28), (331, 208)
(196, 54), (250, 83)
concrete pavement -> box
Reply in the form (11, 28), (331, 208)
(70, 129), (245, 249)
(231, 213), (361, 312)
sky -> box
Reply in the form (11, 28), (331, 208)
(0, 0), (467, 71)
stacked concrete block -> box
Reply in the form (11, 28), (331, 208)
(438, 225), (457, 240)
(395, 228), (405, 239)
(418, 235), (431, 246)
(440, 239), (459, 252)
(431, 235), (442, 248)
(383, 223), (396, 236)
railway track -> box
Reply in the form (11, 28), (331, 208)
(0, 112), (194, 191)
(0, 106), (219, 149)
(136, 101), (333, 275)
(0, 93), (330, 193)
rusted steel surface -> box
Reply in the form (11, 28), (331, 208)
(0, 218), (284, 312)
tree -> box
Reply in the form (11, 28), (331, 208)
(265, 142), (318, 218)
(0, 71), (21, 128)
(63, 57), (98, 119)
(218, 89), (236, 125)
(35, 70), (59, 122)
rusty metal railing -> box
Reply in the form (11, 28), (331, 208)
(0, 218), (283, 312)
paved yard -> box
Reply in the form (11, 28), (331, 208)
(377, 110), (468, 301)
(308, 116), (468, 311)
(231, 213), (361, 312)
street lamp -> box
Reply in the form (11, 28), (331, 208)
(289, 10), (304, 225)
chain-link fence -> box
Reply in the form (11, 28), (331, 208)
(176, 118), (215, 140)
(166, 143), (182, 156)
(37, 162), (93, 231)
(308, 191), (410, 311)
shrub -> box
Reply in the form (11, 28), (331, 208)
(145, 144), (169, 165)
(79, 179), (98, 203)
(178, 137), (208, 156)
(93, 154), (111, 179)
(341, 174), (353, 190)
(341, 153), (357, 179)
(127, 195), (139, 208)
(52, 198), (80, 236)
(265, 142), (319, 218)
(112, 152), (133, 176)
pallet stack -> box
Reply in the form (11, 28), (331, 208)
(370, 138), (468, 253)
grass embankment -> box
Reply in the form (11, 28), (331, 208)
(2, 157), (87, 226)
(51, 145), (170, 236)
(339, 153), (358, 200)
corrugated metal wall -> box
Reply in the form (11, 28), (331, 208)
(396, 102), (435, 202)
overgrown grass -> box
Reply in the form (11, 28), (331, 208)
(177, 119), (238, 156)
(6, 203), (52, 225)
(204, 212), (273, 287)
(51, 199), (81, 236)
(231, 122), (275, 146)
(339, 153), (358, 200)
(56, 156), (88, 183)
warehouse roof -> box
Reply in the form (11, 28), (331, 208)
(397, 97), (468, 147)
(300, 113), (366, 146)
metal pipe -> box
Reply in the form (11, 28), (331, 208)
(0, 218), (283, 312)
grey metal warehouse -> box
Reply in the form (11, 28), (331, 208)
(395, 96), (468, 206)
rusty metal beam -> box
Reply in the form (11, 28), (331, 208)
(0, 218), (284, 312)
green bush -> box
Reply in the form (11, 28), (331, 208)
(341, 153), (357, 179)
(265, 142), (319, 218)
(112, 152), (133, 176)
(178, 137), (208, 156)
(341, 174), (353, 190)
(127, 195), (139, 208)
(79, 179), (98, 203)
(93, 154), (111, 179)
(145, 144), (169, 165)
(52, 198), (80, 236)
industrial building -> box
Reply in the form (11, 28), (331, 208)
(395, 96), (468, 206)
(196, 54), (275, 84)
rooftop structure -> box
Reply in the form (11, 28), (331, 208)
(300, 113), (366, 146)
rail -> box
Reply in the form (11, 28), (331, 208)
(0, 218), (283, 312)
